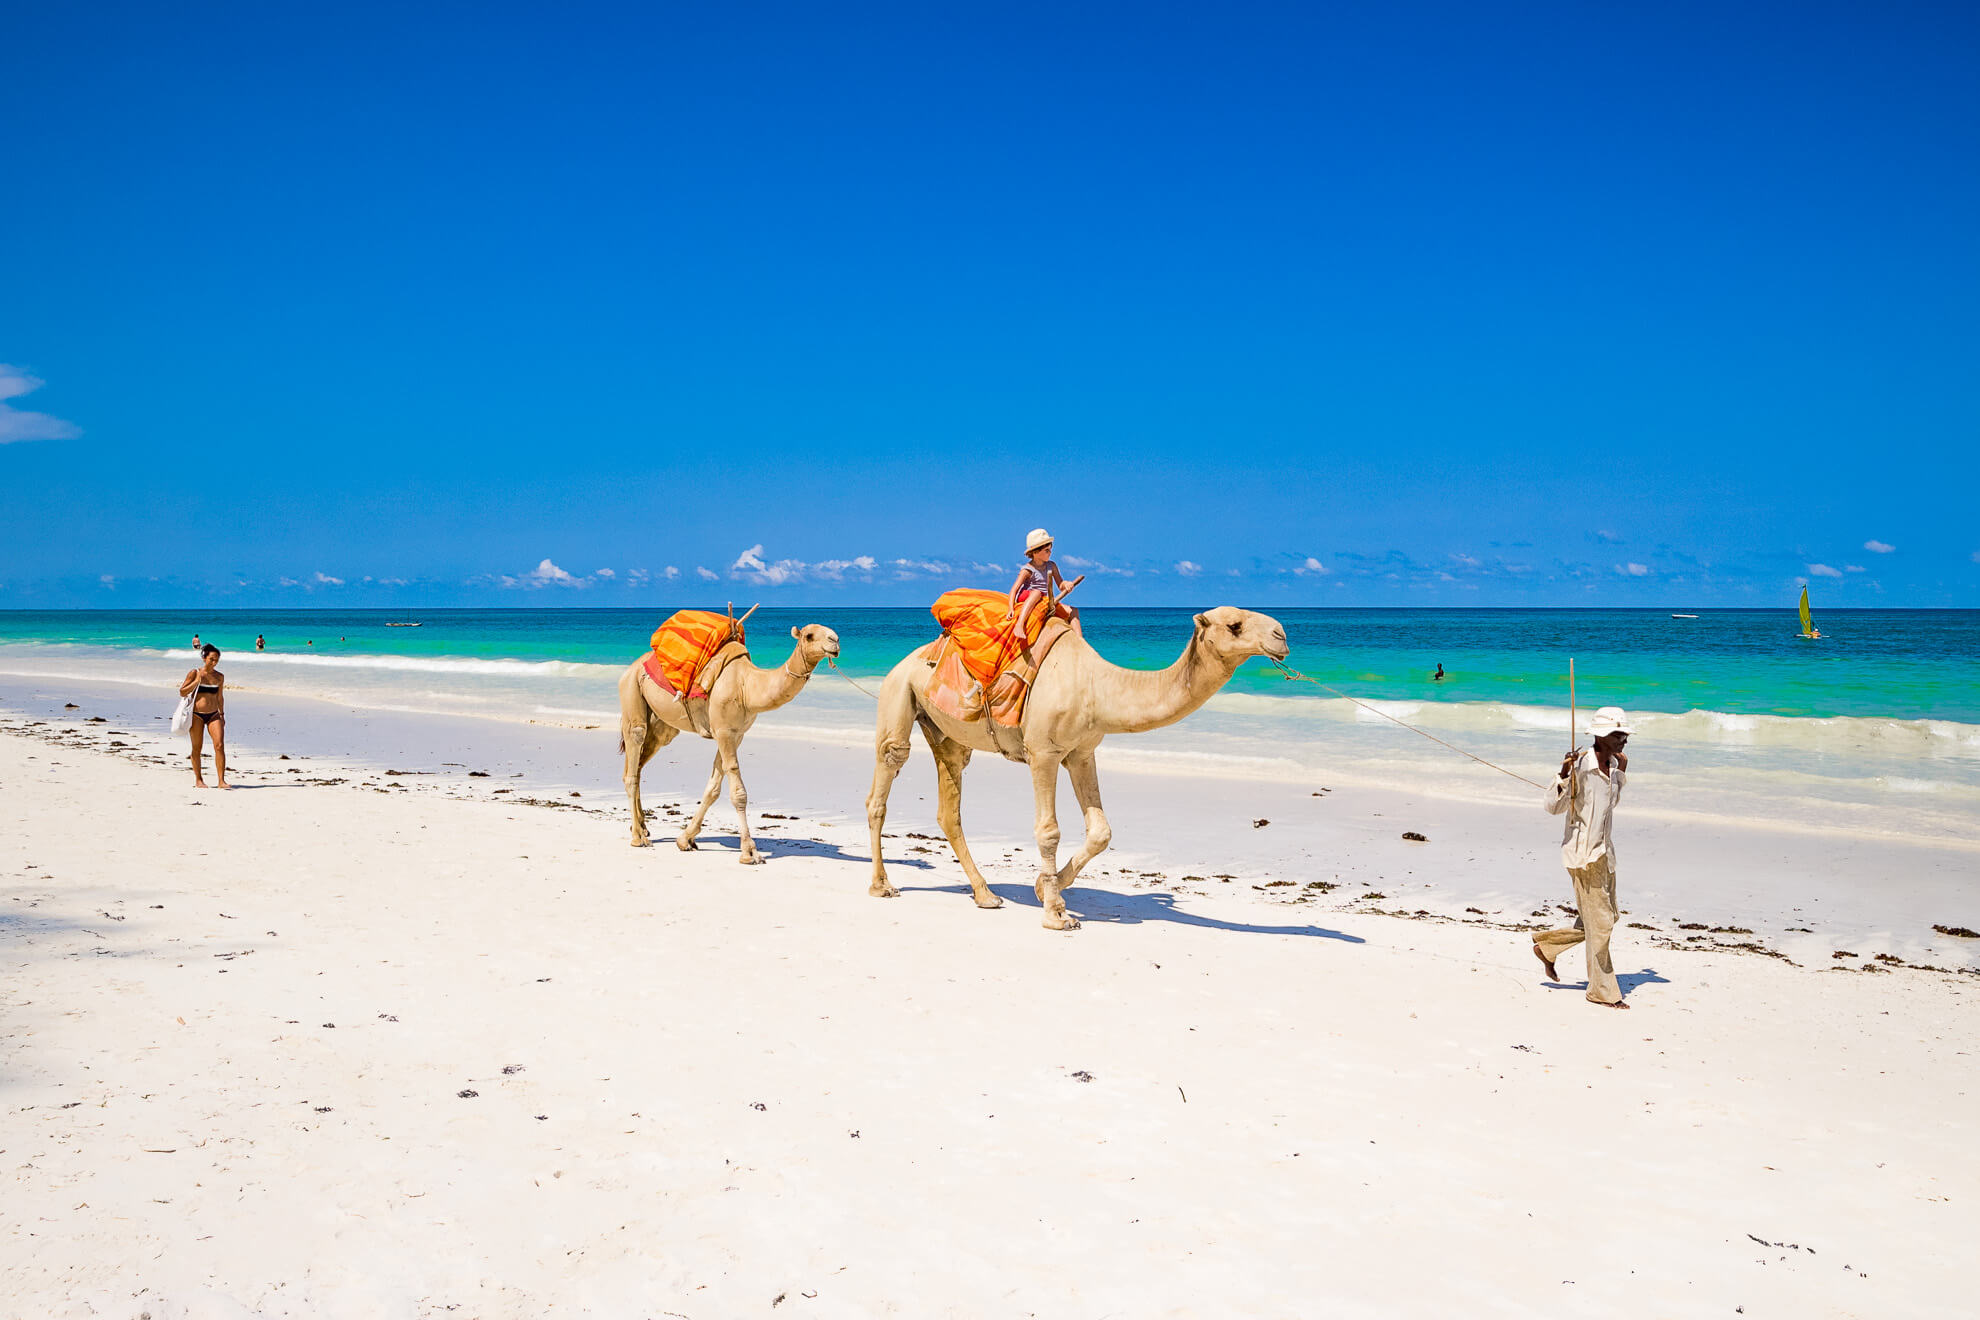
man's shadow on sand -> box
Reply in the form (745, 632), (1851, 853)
(1543, 967), (1672, 999)
(894, 879), (1364, 942)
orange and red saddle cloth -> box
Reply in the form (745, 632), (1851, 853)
(925, 588), (1074, 727)
(643, 610), (748, 703)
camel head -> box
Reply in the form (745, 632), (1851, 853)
(1191, 607), (1290, 669)
(790, 624), (842, 668)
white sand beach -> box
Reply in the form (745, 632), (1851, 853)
(4, 686), (1978, 1318)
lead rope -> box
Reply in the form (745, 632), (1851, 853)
(825, 656), (883, 701)
(1269, 658), (1547, 790)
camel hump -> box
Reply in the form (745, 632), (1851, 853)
(648, 610), (747, 698)
(931, 588), (1048, 686)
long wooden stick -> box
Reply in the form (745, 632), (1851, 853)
(1568, 657), (1578, 808)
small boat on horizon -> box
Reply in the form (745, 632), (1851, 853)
(1671, 613), (1698, 619)
(385, 621), (423, 627)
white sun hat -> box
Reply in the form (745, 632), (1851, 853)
(1587, 706), (1634, 739)
(1025, 528), (1054, 553)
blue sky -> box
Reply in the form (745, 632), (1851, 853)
(4, 1), (1975, 607)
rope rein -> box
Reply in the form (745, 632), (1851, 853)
(825, 657), (884, 701)
(814, 645), (1548, 792)
(1269, 659), (1548, 790)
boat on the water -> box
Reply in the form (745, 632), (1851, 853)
(1797, 586), (1821, 639)
(1671, 613), (1698, 619)
(385, 621), (423, 627)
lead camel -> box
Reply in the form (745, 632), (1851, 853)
(865, 607), (1289, 930)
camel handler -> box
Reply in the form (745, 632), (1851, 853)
(1533, 706), (1634, 1009)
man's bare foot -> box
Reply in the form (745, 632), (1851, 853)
(1596, 1000), (1630, 1010)
(1531, 943), (1558, 981)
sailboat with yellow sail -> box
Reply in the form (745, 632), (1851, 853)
(1797, 585), (1822, 639)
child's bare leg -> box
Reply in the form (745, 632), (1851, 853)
(1015, 596), (1042, 657)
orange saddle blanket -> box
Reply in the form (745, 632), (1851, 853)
(930, 589), (1046, 685)
(926, 589), (1074, 729)
(643, 610), (747, 698)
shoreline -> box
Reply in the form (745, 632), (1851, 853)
(7, 672), (1978, 973)
(3, 687), (1977, 1314)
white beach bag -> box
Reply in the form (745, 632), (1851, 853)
(170, 683), (198, 735)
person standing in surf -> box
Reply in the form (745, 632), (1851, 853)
(1533, 707), (1633, 1008)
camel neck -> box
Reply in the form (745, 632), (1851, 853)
(737, 647), (815, 711)
(1088, 632), (1235, 735)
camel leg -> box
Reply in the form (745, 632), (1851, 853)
(1055, 747), (1113, 890)
(930, 739), (1000, 909)
(678, 751), (725, 852)
(1029, 755), (1079, 931)
(620, 669), (681, 847)
(718, 736), (762, 865)
(619, 669), (655, 846)
(865, 669), (917, 898)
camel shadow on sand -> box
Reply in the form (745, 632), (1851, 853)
(895, 880), (1365, 942)
(690, 834), (935, 869)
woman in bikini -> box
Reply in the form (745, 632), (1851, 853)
(179, 644), (230, 788)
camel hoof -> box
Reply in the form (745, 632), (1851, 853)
(869, 881), (900, 899)
(738, 849), (763, 866)
(675, 835), (698, 852)
(973, 892), (1005, 910)
(630, 834), (651, 849)
(1042, 912), (1082, 931)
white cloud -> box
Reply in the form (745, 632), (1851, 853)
(495, 558), (583, 589)
(661, 566), (680, 581)
(1807, 563), (1843, 578)
(812, 555), (878, 581)
(627, 568), (650, 587)
(968, 561), (1005, 576)
(1294, 557), (1328, 575)
(0, 365), (81, 444)
(1449, 553), (1482, 569)
(1591, 530), (1624, 544)
(99, 574), (115, 588)
(1844, 564), (1866, 573)
(730, 544), (807, 585)
(594, 568), (615, 580)
(1616, 562), (1650, 577)
(890, 557), (954, 579)
(311, 572), (345, 587)
(1175, 560), (1203, 577)
(1864, 540), (1895, 554)
(695, 566), (718, 581)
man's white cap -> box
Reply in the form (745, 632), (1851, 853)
(1587, 706), (1634, 739)
(1025, 528), (1054, 553)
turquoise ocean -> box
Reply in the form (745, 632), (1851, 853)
(5, 608), (1977, 842)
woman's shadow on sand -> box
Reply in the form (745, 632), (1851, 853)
(894, 879), (1364, 942)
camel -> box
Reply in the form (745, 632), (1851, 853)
(865, 606), (1289, 929)
(618, 624), (841, 861)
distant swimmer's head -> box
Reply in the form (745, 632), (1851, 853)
(1587, 706), (1633, 748)
(1024, 527), (1053, 561)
